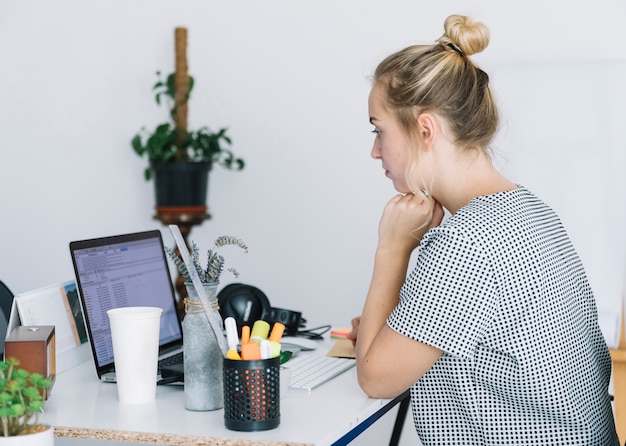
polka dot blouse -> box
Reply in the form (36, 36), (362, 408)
(387, 187), (618, 445)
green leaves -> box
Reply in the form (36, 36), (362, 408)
(131, 71), (244, 181)
(131, 123), (244, 181)
(0, 358), (51, 437)
(153, 71), (194, 109)
(189, 126), (245, 170)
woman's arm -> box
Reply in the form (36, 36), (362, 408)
(355, 193), (444, 398)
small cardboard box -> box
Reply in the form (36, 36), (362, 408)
(4, 325), (55, 399)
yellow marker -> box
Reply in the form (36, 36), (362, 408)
(250, 320), (270, 343)
(269, 341), (281, 358)
(227, 350), (242, 360)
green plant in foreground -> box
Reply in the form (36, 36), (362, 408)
(0, 357), (52, 437)
(165, 235), (248, 283)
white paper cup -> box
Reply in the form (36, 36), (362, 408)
(107, 306), (163, 404)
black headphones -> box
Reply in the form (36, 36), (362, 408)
(217, 283), (303, 336)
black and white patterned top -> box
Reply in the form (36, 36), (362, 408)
(387, 187), (618, 445)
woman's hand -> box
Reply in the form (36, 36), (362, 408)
(352, 194), (444, 398)
(377, 193), (444, 255)
(347, 316), (360, 346)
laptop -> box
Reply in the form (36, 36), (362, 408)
(69, 230), (184, 383)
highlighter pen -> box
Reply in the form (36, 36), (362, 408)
(260, 339), (271, 359)
(268, 322), (285, 358)
(241, 341), (261, 360)
(269, 322), (285, 343)
(241, 325), (251, 345)
(250, 320), (270, 344)
(224, 317), (242, 360)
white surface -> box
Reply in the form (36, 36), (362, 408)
(281, 336), (321, 351)
(42, 340), (399, 446)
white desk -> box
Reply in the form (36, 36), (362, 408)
(42, 341), (408, 445)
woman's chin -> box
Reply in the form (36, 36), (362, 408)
(391, 182), (411, 194)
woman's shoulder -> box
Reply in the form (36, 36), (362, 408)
(426, 186), (559, 247)
(451, 186), (551, 225)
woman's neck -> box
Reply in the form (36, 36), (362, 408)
(434, 152), (517, 214)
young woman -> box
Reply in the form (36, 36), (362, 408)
(350, 14), (618, 445)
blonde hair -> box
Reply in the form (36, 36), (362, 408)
(373, 15), (499, 196)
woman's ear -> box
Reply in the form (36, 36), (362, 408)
(416, 112), (438, 151)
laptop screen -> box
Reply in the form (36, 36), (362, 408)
(69, 230), (182, 375)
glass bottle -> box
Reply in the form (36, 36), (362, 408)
(182, 281), (224, 411)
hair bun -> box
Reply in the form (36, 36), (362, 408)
(438, 14), (490, 57)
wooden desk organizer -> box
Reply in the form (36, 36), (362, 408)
(4, 325), (56, 399)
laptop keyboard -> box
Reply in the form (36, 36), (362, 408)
(286, 354), (355, 391)
(158, 351), (183, 368)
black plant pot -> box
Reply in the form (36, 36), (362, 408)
(152, 161), (212, 208)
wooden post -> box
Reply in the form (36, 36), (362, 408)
(610, 305), (626, 443)
(174, 27), (189, 160)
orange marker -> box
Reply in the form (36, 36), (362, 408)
(269, 322), (285, 343)
(241, 342), (261, 360)
(241, 325), (250, 345)
(268, 322), (285, 359)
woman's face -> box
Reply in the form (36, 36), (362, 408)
(368, 83), (411, 193)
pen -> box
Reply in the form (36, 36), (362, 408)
(260, 339), (271, 359)
(250, 320), (270, 344)
(269, 322), (285, 358)
(241, 325), (250, 345)
(224, 317), (242, 360)
(269, 322), (285, 343)
(241, 341), (261, 360)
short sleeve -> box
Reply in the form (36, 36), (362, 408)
(387, 227), (499, 358)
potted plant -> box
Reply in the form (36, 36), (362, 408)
(0, 357), (54, 445)
(164, 236), (247, 411)
(131, 70), (245, 209)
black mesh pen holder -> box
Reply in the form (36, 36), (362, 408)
(223, 356), (280, 431)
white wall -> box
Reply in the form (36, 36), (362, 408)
(1, 0), (625, 334)
(490, 61), (626, 347)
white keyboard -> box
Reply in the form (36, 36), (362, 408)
(285, 354), (356, 391)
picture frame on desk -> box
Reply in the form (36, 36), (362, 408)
(6, 280), (92, 374)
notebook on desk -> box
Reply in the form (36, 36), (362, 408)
(69, 230), (184, 383)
